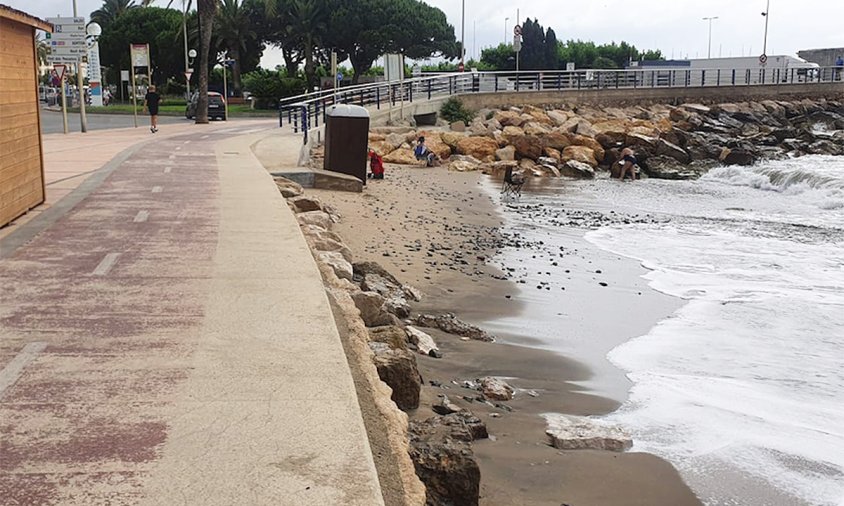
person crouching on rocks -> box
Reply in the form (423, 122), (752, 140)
(618, 147), (638, 181)
(414, 136), (440, 167)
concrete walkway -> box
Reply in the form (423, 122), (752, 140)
(0, 123), (384, 504)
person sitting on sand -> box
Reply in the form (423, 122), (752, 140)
(414, 137), (439, 167)
(368, 149), (384, 180)
(618, 147), (638, 181)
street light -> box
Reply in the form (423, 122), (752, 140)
(761, 0), (770, 56)
(460, 0), (465, 68)
(702, 16), (718, 59)
(504, 17), (509, 45)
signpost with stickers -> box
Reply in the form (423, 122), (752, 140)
(130, 43), (151, 128)
(46, 16), (85, 133)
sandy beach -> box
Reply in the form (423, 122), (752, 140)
(311, 164), (701, 505)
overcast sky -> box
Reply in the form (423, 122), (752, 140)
(20, 0), (843, 68)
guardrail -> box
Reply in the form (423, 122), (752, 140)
(280, 66), (844, 143)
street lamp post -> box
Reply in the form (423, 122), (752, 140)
(72, 0), (87, 133)
(761, 0), (770, 55)
(702, 16), (718, 59)
(504, 17), (509, 45)
(182, 0), (191, 99)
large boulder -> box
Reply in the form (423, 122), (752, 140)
(562, 145), (598, 167)
(440, 131), (465, 152)
(351, 291), (394, 327)
(523, 122), (552, 136)
(591, 119), (630, 145)
(414, 313), (494, 342)
(409, 416), (482, 506)
(655, 138), (690, 163)
(719, 147), (755, 166)
(572, 135), (606, 163)
(310, 237), (353, 263)
(274, 177), (304, 198)
(372, 348), (422, 411)
(540, 130), (572, 151)
(544, 414), (633, 452)
(368, 325), (409, 351)
(383, 148), (420, 165)
(356, 263), (413, 318)
(288, 195), (323, 213)
(296, 211), (333, 230)
(456, 136), (499, 162)
(495, 145), (516, 161)
(641, 156), (699, 180)
(494, 110), (524, 127)
(523, 105), (552, 124)
(480, 377), (514, 401)
(510, 135), (544, 160)
(547, 109), (570, 127)
(316, 251), (353, 281)
(559, 116), (581, 133)
(448, 159), (485, 173)
(369, 140), (397, 157)
(406, 326), (440, 357)
(560, 160), (596, 179)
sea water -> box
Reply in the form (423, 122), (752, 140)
(491, 156), (844, 505)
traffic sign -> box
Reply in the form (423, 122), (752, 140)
(514, 24), (522, 36)
(184, 70), (193, 80)
(513, 35), (522, 53)
(759, 53), (768, 64)
(53, 64), (67, 82)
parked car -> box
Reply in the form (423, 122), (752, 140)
(185, 91), (226, 120)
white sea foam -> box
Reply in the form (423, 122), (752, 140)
(582, 156), (844, 505)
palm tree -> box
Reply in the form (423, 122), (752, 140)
(91, 0), (138, 29)
(35, 34), (48, 68)
(195, 0), (217, 123)
(285, 0), (325, 90)
(215, 0), (255, 96)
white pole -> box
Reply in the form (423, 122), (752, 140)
(222, 60), (228, 120)
(516, 9), (520, 73)
(60, 73), (69, 134)
(703, 17), (718, 59)
(504, 17), (509, 46)
(72, 0), (87, 132)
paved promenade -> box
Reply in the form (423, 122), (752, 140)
(0, 123), (384, 504)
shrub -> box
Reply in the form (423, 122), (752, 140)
(440, 97), (475, 125)
(243, 69), (307, 109)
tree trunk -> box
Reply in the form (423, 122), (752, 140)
(230, 47), (242, 96)
(303, 35), (315, 91)
(195, 0), (216, 124)
(282, 47), (298, 78)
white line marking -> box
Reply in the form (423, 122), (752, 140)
(92, 253), (120, 276)
(201, 135), (209, 139)
(168, 154), (176, 160)
(183, 140), (191, 145)
(152, 186), (162, 193)
(0, 342), (47, 399)
(163, 167), (172, 174)
(134, 210), (149, 223)
(175, 147), (182, 151)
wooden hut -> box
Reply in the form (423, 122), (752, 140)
(0, 5), (51, 227)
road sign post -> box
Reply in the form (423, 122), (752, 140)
(47, 16), (86, 132)
(55, 65), (69, 134)
(130, 43), (150, 128)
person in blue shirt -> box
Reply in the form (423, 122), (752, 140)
(835, 56), (844, 81)
(414, 137), (439, 167)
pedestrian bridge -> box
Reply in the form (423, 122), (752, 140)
(279, 66), (844, 143)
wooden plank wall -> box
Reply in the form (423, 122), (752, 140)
(0, 17), (45, 227)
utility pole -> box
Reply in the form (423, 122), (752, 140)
(72, 0), (87, 133)
(703, 16), (718, 59)
(761, 0), (770, 55)
(516, 9), (520, 73)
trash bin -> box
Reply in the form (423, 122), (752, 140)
(324, 104), (370, 184)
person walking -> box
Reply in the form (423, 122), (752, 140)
(143, 85), (161, 133)
(835, 55), (844, 81)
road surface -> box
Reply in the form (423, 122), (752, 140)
(39, 107), (229, 135)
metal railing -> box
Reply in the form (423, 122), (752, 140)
(280, 66), (844, 143)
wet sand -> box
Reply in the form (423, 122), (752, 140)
(311, 165), (701, 505)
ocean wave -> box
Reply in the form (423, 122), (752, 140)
(702, 156), (844, 195)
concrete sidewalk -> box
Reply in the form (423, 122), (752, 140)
(0, 124), (384, 504)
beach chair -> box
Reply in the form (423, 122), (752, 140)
(501, 166), (524, 198)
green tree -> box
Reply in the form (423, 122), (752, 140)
(284, 0), (326, 90)
(35, 34), (48, 68)
(481, 43), (516, 70)
(90, 0), (138, 29)
(97, 7), (184, 87)
(591, 56), (618, 69)
(215, 0), (260, 95)
(519, 18), (546, 70)
(544, 27), (559, 69)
